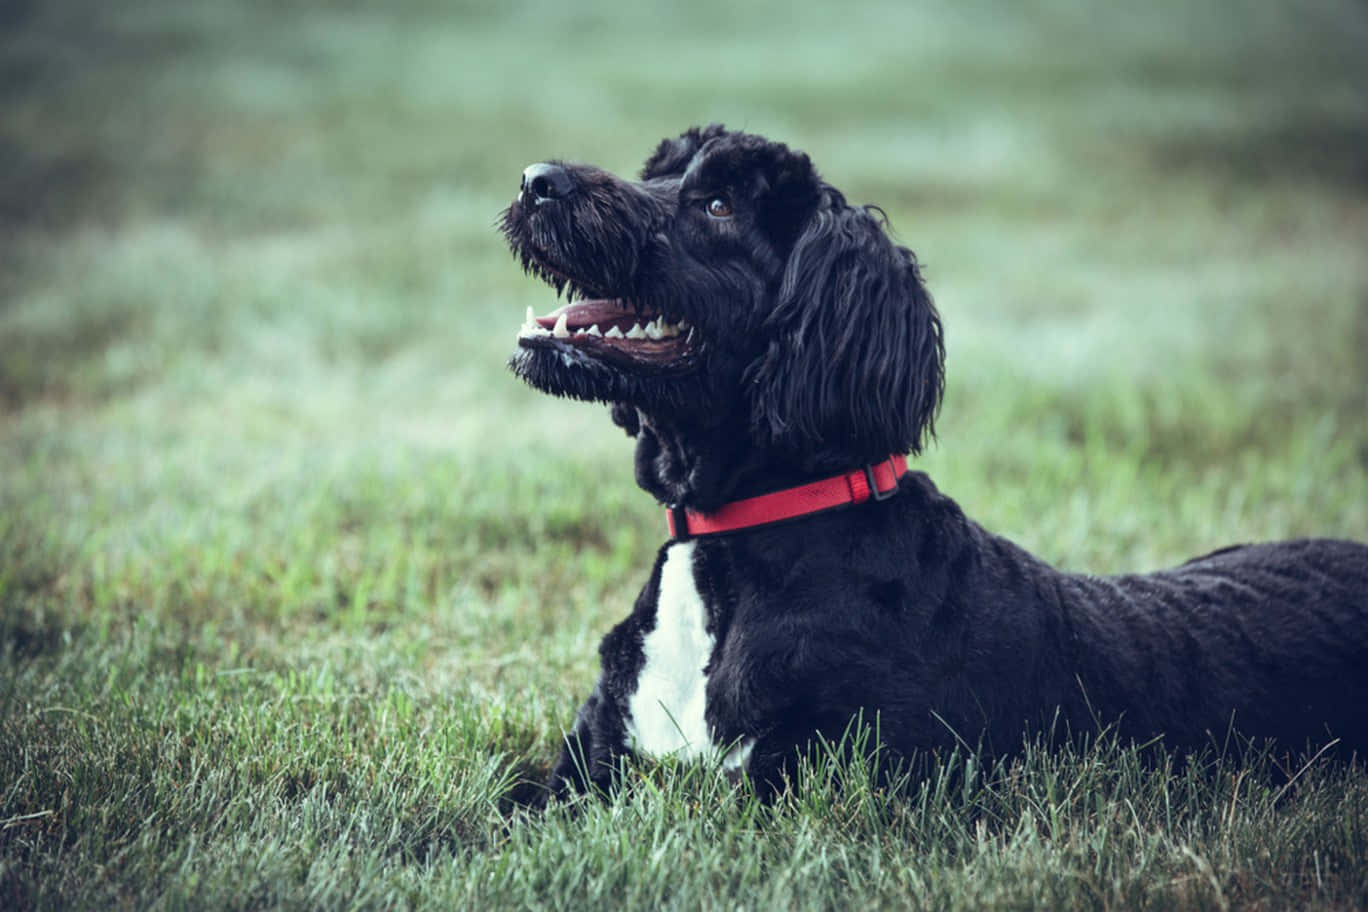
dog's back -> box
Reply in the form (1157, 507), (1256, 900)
(1060, 538), (1368, 754)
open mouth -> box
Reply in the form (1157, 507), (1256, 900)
(516, 298), (696, 367)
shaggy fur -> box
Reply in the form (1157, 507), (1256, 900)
(500, 125), (1368, 800)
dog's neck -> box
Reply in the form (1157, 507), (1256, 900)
(619, 405), (864, 513)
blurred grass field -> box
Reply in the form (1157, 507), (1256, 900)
(3, 0), (1368, 908)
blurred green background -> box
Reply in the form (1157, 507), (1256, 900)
(2, 0), (1367, 906)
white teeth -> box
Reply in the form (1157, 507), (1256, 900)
(519, 311), (690, 345)
(518, 305), (552, 339)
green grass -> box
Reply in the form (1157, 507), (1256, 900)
(3, 0), (1368, 907)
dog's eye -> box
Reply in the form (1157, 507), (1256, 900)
(705, 196), (733, 219)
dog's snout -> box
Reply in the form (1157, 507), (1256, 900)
(521, 162), (575, 205)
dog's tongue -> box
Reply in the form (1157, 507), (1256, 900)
(535, 298), (634, 330)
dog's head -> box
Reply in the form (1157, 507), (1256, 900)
(500, 125), (944, 467)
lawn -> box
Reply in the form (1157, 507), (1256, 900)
(2, 0), (1367, 908)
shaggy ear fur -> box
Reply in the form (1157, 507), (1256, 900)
(745, 201), (945, 463)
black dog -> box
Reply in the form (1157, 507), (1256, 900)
(500, 125), (1368, 801)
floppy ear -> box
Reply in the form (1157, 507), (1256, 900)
(745, 201), (945, 463)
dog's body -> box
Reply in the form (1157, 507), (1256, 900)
(500, 126), (1368, 800)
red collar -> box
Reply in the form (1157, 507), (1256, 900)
(666, 454), (908, 539)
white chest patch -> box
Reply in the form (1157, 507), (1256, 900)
(625, 541), (720, 761)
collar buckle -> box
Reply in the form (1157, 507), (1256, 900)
(864, 457), (901, 502)
(668, 504), (693, 540)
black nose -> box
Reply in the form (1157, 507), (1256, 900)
(521, 162), (575, 205)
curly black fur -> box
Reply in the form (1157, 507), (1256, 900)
(500, 126), (1368, 802)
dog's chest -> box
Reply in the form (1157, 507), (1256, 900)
(624, 541), (721, 761)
